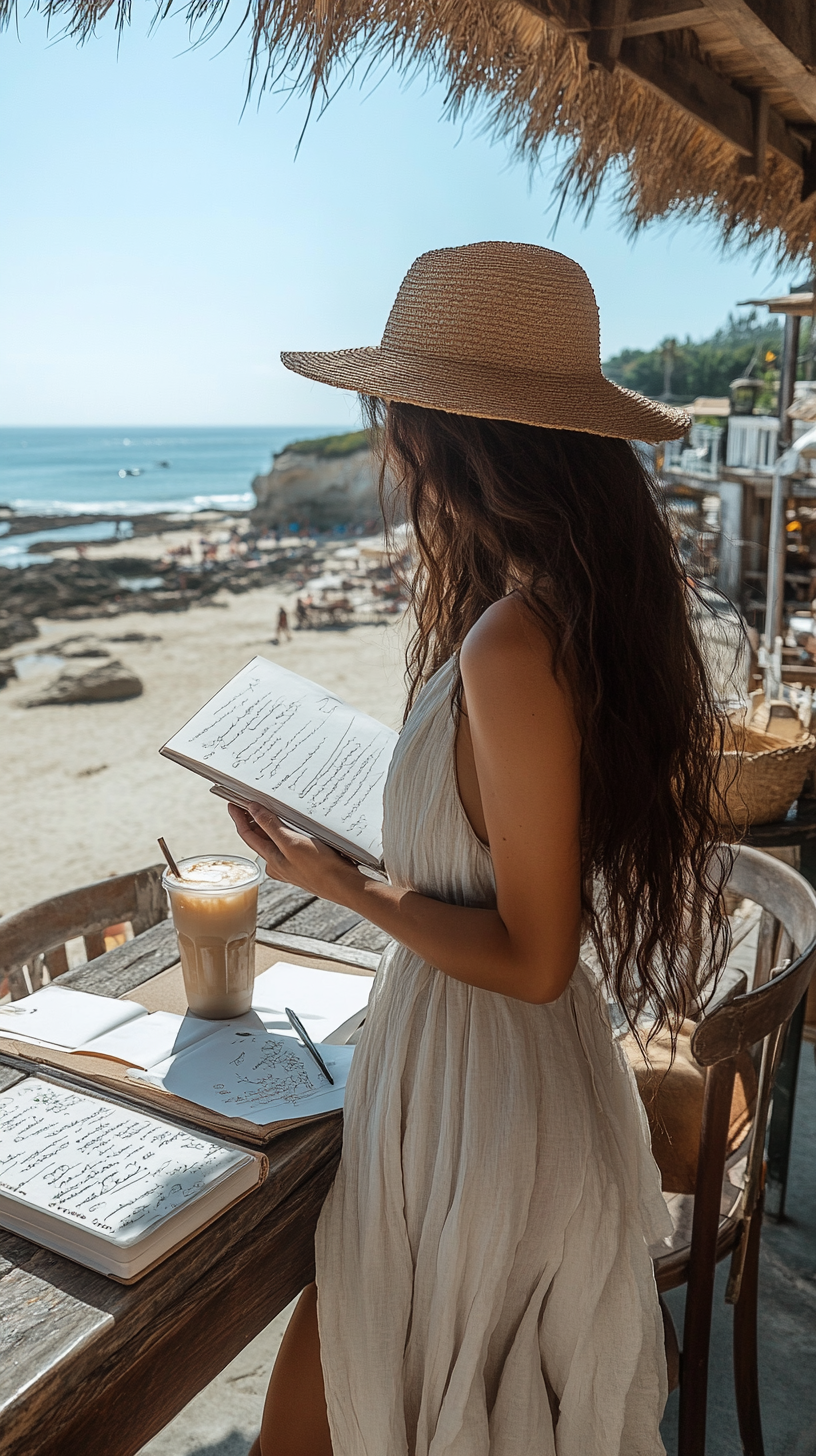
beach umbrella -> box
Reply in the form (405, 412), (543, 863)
(8, 1), (816, 264)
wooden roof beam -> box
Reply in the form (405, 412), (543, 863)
(518, 0), (706, 34)
(583, 0), (707, 68)
(624, 6), (707, 39)
(619, 33), (805, 169)
(518, 1), (813, 187)
(697, 1), (816, 123)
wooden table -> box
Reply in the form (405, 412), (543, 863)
(0, 881), (389, 1456)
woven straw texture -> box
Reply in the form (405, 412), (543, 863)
(715, 724), (816, 831)
(283, 242), (690, 442)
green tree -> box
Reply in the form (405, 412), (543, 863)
(603, 312), (784, 401)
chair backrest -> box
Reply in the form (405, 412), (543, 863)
(693, 845), (816, 1067)
(0, 865), (168, 998)
(687, 845), (816, 1303)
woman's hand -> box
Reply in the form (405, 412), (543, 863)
(228, 802), (359, 903)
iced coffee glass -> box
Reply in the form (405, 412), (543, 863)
(162, 856), (262, 1018)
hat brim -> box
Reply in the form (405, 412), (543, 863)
(281, 345), (689, 443)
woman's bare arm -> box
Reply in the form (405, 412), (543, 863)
(229, 597), (582, 1004)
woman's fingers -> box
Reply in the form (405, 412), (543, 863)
(227, 803), (287, 876)
(246, 803), (288, 845)
(226, 800), (354, 899)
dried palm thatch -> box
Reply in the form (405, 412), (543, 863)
(6, 0), (816, 265)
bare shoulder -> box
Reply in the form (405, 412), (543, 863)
(460, 594), (556, 689)
(459, 595), (578, 750)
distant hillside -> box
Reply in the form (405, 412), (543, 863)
(277, 430), (370, 459)
(603, 312), (789, 402)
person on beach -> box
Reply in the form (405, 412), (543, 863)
(230, 243), (729, 1456)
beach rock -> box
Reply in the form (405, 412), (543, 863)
(0, 659), (16, 688)
(108, 631), (162, 643)
(49, 635), (111, 659)
(251, 431), (383, 531)
(0, 558), (164, 623)
(0, 540), (317, 639)
(0, 612), (38, 651)
(24, 659), (143, 707)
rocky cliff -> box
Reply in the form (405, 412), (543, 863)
(251, 431), (382, 531)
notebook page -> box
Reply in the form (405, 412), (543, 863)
(0, 1078), (251, 1247)
(162, 657), (397, 865)
(129, 1028), (355, 1124)
(0, 985), (146, 1051)
(75, 1010), (225, 1069)
(251, 962), (373, 1042)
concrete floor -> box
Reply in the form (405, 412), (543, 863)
(139, 1046), (816, 1456)
(138, 1302), (296, 1456)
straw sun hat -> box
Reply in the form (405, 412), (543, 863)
(282, 242), (689, 443)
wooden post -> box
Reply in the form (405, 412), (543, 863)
(739, 90), (769, 179)
(778, 311), (800, 452)
(587, 0), (629, 71)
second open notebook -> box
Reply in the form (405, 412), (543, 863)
(0, 1078), (266, 1281)
(0, 962), (372, 1128)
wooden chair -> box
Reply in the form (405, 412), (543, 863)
(0, 865), (168, 1000)
(654, 844), (816, 1456)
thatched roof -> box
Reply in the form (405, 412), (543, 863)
(12, 0), (816, 264)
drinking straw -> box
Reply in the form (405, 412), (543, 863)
(157, 837), (183, 879)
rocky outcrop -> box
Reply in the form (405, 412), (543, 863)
(251, 432), (383, 531)
(0, 613), (37, 652)
(0, 549), (316, 647)
(24, 659), (143, 706)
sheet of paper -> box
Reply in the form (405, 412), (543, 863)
(251, 962), (372, 1042)
(0, 985), (146, 1051)
(75, 1010), (224, 1069)
(0, 1078), (250, 1247)
(129, 1027), (355, 1124)
(163, 656), (397, 863)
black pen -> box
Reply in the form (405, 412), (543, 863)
(284, 1007), (335, 1086)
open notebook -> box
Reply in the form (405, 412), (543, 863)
(0, 1078), (267, 1281)
(0, 964), (372, 1127)
(160, 656), (398, 872)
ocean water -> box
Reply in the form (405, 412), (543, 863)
(0, 426), (339, 518)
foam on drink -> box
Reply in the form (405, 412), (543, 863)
(173, 859), (257, 888)
(163, 856), (262, 1019)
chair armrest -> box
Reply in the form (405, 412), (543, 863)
(690, 966), (748, 1067)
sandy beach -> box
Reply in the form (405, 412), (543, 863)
(0, 581), (407, 918)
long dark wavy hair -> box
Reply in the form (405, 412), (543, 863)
(364, 397), (731, 1043)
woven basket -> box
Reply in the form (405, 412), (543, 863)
(714, 723), (816, 830)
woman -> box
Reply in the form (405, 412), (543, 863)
(234, 243), (728, 1456)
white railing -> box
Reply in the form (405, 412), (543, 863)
(663, 423), (724, 479)
(725, 415), (778, 471)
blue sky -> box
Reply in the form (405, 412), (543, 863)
(0, 10), (793, 426)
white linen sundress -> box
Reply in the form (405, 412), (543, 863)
(315, 657), (672, 1456)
